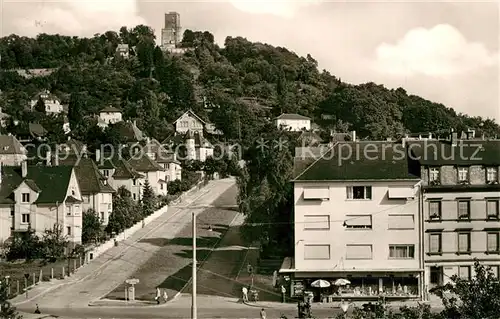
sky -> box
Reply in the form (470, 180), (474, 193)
(1, 0), (499, 122)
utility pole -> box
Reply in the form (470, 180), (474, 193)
(191, 212), (197, 319)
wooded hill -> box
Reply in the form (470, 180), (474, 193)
(0, 25), (498, 149)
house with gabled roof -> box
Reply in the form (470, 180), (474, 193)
(275, 113), (311, 131)
(143, 138), (182, 182)
(163, 129), (213, 162)
(116, 120), (145, 143)
(17, 123), (48, 143)
(0, 135), (27, 166)
(30, 90), (64, 114)
(0, 162), (84, 246)
(173, 109), (221, 135)
(57, 157), (115, 225)
(99, 106), (123, 127)
(128, 153), (167, 196)
(95, 150), (145, 202)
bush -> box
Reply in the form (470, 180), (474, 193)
(167, 179), (183, 195)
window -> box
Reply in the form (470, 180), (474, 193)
(346, 245), (372, 260)
(389, 245), (415, 259)
(100, 212), (104, 221)
(67, 206), (72, 216)
(67, 226), (71, 235)
(133, 193), (136, 200)
(103, 170), (109, 177)
(21, 193), (30, 203)
(429, 167), (440, 182)
(303, 187), (330, 200)
(487, 200), (499, 220)
(429, 233), (442, 254)
(108, 203), (112, 210)
(457, 232), (471, 253)
(71, 190), (75, 196)
(487, 233), (500, 253)
(458, 266), (471, 280)
(346, 186), (372, 200)
(458, 200), (471, 220)
(303, 215), (330, 230)
(21, 213), (30, 224)
(304, 244), (330, 260)
(160, 183), (164, 190)
(133, 179), (137, 186)
(344, 215), (372, 229)
(486, 167), (498, 182)
(458, 167), (469, 182)
(429, 201), (442, 220)
(388, 215), (414, 229)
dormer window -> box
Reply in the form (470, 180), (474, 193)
(429, 167), (440, 182)
(486, 167), (498, 183)
(458, 167), (469, 182)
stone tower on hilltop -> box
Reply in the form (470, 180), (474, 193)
(161, 12), (181, 50)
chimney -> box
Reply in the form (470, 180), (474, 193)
(351, 130), (356, 142)
(46, 150), (52, 166)
(428, 133), (433, 139)
(451, 132), (458, 146)
(21, 160), (27, 178)
(95, 149), (101, 162)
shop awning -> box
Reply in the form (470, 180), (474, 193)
(388, 187), (415, 199)
(303, 187), (330, 200)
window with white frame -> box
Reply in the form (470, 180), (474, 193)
(389, 245), (415, 259)
(458, 167), (469, 182)
(21, 213), (30, 224)
(487, 232), (500, 253)
(67, 226), (71, 235)
(429, 233), (442, 254)
(344, 215), (372, 229)
(458, 266), (471, 280)
(458, 200), (471, 220)
(457, 232), (471, 253)
(487, 200), (499, 220)
(346, 186), (372, 200)
(486, 167), (498, 182)
(429, 167), (440, 182)
(21, 193), (30, 203)
(429, 201), (442, 220)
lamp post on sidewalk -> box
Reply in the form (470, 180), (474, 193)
(191, 212), (197, 319)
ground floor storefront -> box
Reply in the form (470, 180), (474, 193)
(281, 271), (423, 303)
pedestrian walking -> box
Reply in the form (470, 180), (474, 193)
(260, 308), (266, 319)
(242, 286), (248, 302)
(163, 289), (168, 302)
(155, 287), (161, 304)
(34, 304), (41, 314)
(281, 285), (286, 303)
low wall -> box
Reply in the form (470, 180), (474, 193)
(85, 204), (169, 262)
(85, 178), (206, 262)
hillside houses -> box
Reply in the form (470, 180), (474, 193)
(30, 90), (65, 114)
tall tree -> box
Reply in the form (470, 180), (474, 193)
(68, 92), (85, 129)
(141, 180), (156, 217)
(82, 209), (103, 244)
(34, 96), (46, 113)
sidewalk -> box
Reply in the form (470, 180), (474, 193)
(11, 181), (217, 306)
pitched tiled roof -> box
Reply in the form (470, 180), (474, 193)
(58, 157), (115, 194)
(31, 90), (60, 102)
(128, 154), (165, 172)
(0, 165), (75, 205)
(173, 109), (206, 125)
(100, 106), (122, 113)
(143, 139), (180, 164)
(116, 121), (144, 142)
(408, 140), (500, 166)
(163, 130), (213, 149)
(293, 142), (420, 181)
(0, 135), (26, 155)
(29, 123), (47, 138)
(97, 153), (144, 179)
(276, 113), (310, 120)
(57, 138), (87, 155)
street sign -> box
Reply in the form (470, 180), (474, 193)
(125, 278), (139, 285)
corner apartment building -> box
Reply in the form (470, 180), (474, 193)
(408, 137), (500, 294)
(283, 142), (424, 301)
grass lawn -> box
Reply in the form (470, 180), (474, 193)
(0, 258), (73, 297)
(106, 185), (239, 301)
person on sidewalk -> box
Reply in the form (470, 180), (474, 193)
(163, 290), (168, 303)
(242, 286), (248, 302)
(281, 285), (286, 303)
(34, 304), (41, 314)
(260, 308), (266, 319)
(340, 299), (351, 318)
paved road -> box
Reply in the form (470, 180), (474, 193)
(13, 179), (236, 311)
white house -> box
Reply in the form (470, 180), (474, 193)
(163, 130), (214, 162)
(128, 154), (167, 196)
(144, 139), (182, 182)
(0, 162), (84, 246)
(275, 113), (311, 131)
(173, 109), (205, 134)
(99, 106), (123, 126)
(116, 44), (130, 58)
(96, 150), (145, 202)
(30, 90), (64, 114)
(0, 135), (27, 166)
(283, 142), (424, 302)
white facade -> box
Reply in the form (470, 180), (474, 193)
(276, 118), (311, 132)
(81, 192), (113, 225)
(112, 177), (144, 202)
(30, 91), (64, 114)
(175, 112), (204, 134)
(293, 181), (422, 273)
(142, 170), (167, 196)
(99, 110), (123, 125)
